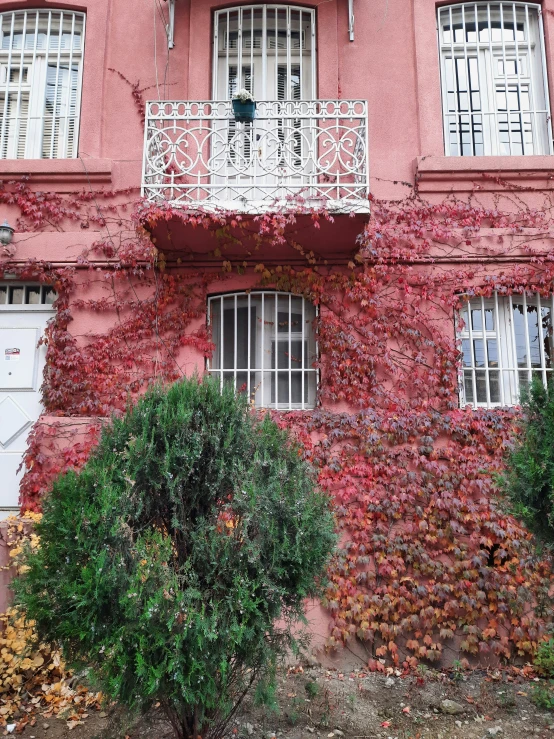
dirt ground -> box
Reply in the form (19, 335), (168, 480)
(5, 664), (554, 739)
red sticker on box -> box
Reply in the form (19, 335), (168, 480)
(5, 348), (20, 361)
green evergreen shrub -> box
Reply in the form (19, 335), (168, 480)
(501, 377), (554, 545)
(14, 377), (336, 739)
(535, 639), (554, 678)
(531, 681), (554, 710)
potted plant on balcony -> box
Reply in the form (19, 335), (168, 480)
(232, 89), (256, 123)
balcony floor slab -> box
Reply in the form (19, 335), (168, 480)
(143, 209), (369, 266)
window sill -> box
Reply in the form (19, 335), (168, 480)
(415, 155), (554, 193)
(0, 159), (113, 190)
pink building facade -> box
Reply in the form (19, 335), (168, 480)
(1, 0), (554, 659)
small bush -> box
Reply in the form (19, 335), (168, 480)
(501, 377), (554, 545)
(14, 377), (336, 739)
(535, 639), (554, 678)
(531, 681), (554, 711)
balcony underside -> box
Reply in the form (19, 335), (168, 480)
(145, 209), (368, 266)
(141, 99), (370, 215)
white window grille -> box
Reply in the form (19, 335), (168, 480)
(459, 293), (554, 407)
(0, 9), (85, 159)
(212, 5), (315, 194)
(208, 292), (317, 410)
(0, 283), (56, 306)
(438, 3), (552, 156)
(213, 5), (316, 102)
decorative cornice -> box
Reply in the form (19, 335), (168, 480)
(415, 155), (554, 193)
(0, 159), (113, 190)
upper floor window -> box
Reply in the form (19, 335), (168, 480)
(213, 5), (316, 101)
(438, 2), (552, 156)
(0, 10), (85, 159)
(208, 291), (317, 410)
(459, 292), (554, 407)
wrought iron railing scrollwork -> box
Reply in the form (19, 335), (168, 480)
(141, 99), (369, 211)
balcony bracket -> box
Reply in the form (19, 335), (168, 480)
(166, 0), (175, 49)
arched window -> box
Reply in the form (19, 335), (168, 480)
(208, 291), (317, 409)
(438, 2), (552, 156)
(212, 5), (316, 102)
(0, 9), (85, 159)
(210, 6), (317, 203)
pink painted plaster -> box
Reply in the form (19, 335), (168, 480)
(2, 0), (554, 662)
(2, 0), (553, 198)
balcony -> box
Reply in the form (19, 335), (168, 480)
(141, 99), (369, 214)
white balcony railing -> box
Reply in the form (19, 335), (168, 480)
(141, 100), (369, 212)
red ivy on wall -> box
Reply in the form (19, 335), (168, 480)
(2, 175), (554, 668)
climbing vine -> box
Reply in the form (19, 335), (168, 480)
(2, 169), (554, 669)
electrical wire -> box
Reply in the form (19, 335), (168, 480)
(154, 0), (171, 98)
(78, 155), (186, 378)
(153, 0), (160, 99)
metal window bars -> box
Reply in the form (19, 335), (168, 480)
(438, 2), (553, 156)
(0, 9), (85, 159)
(207, 291), (318, 410)
(214, 6), (314, 185)
(212, 5), (316, 102)
(459, 292), (554, 407)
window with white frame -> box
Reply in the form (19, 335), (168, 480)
(0, 10), (85, 159)
(208, 291), (317, 410)
(212, 6), (316, 184)
(438, 2), (552, 156)
(213, 6), (316, 102)
(0, 283), (56, 306)
(459, 293), (554, 407)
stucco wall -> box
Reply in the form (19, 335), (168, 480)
(1, 0), (554, 662)
(3, 0), (554, 200)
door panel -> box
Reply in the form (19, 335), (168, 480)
(0, 327), (39, 389)
(0, 309), (53, 515)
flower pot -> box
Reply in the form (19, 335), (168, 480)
(232, 99), (256, 123)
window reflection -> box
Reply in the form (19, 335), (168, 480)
(460, 294), (554, 407)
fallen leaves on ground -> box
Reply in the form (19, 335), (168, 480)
(0, 516), (103, 734)
(0, 607), (103, 734)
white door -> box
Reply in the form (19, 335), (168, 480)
(0, 284), (55, 516)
